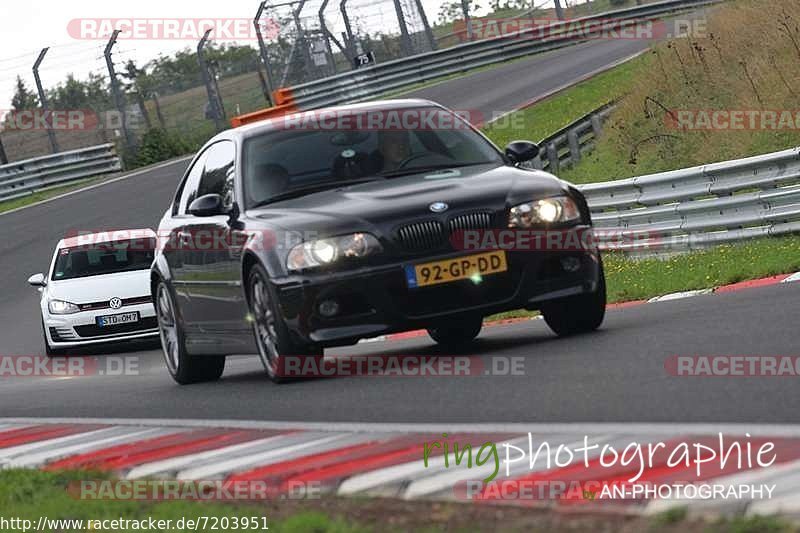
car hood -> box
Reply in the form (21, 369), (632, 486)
(46, 270), (151, 304)
(248, 164), (569, 236)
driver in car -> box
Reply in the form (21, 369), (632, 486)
(376, 130), (412, 171)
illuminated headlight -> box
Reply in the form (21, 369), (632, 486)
(287, 233), (382, 270)
(48, 299), (80, 315)
(508, 196), (581, 227)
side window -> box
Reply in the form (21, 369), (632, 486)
(197, 141), (236, 209)
(175, 151), (209, 215)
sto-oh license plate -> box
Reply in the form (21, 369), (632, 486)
(96, 312), (140, 327)
(405, 250), (507, 288)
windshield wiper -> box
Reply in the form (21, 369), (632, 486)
(378, 162), (492, 179)
(251, 178), (383, 207)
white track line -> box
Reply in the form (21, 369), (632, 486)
(3, 418), (800, 437)
(781, 272), (800, 284)
(0, 427), (125, 461)
(7, 427), (175, 468)
(0, 156), (192, 218)
(177, 433), (357, 481)
(125, 435), (290, 479)
(648, 289), (715, 303)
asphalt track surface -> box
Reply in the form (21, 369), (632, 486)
(5, 7), (797, 424)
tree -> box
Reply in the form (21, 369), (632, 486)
(10, 76), (38, 111)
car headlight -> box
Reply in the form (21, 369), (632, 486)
(48, 299), (80, 315)
(508, 196), (581, 227)
(287, 233), (382, 270)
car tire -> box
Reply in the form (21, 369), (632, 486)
(247, 264), (323, 383)
(427, 314), (483, 348)
(42, 320), (67, 357)
(155, 280), (225, 385)
(541, 259), (606, 337)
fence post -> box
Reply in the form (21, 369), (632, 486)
(547, 142), (559, 173)
(254, 1), (275, 105)
(554, 0), (565, 20)
(393, 0), (414, 56)
(104, 30), (136, 153)
(32, 48), (60, 154)
(590, 115), (603, 139)
(567, 129), (581, 164)
(198, 29), (225, 132)
(413, 0), (437, 51)
(318, 0), (339, 76)
(340, 0), (357, 62)
(460, 0), (473, 40)
(0, 135), (7, 165)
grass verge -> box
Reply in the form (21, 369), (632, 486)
(488, 235), (800, 321)
(481, 52), (648, 149)
(1, 469), (795, 533)
(0, 176), (109, 215)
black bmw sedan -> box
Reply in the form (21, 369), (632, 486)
(151, 99), (605, 384)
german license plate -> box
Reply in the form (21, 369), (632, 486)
(405, 251), (507, 288)
(96, 312), (139, 327)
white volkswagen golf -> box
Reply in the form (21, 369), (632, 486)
(28, 229), (159, 356)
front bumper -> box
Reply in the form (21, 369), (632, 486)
(44, 303), (158, 348)
(270, 237), (602, 347)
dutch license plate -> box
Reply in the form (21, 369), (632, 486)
(405, 250), (507, 288)
(96, 312), (139, 327)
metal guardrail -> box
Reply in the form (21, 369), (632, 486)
(524, 102), (616, 173)
(577, 147), (800, 252)
(286, 0), (721, 111)
(0, 144), (121, 202)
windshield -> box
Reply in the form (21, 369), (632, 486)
(243, 106), (503, 207)
(51, 239), (156, 281)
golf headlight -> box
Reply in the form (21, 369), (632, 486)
(287, 233), (382, 270)
(508, 196), (581, 227)
(48, 299), (80, 315)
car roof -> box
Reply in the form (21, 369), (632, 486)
(58, 228), (156, 249)
(213, 98), (444, 143)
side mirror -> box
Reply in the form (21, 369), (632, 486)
(505, 140), (540, 164)
(28, 273), (46, 287)
(188, 194), (228, 217)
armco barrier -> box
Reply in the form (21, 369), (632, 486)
(285, 0), (722, 111)
(580, 147), (800, 252)
(0, 144), (121, 202)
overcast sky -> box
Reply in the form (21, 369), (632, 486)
(0, 0), (559, 109)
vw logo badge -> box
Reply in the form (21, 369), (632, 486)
(109, 297), (123, 310)
(429, 202), (448, 213)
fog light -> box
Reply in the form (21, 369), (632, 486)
(318, 299), (340, 317)
(560, 256), (582, 272)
